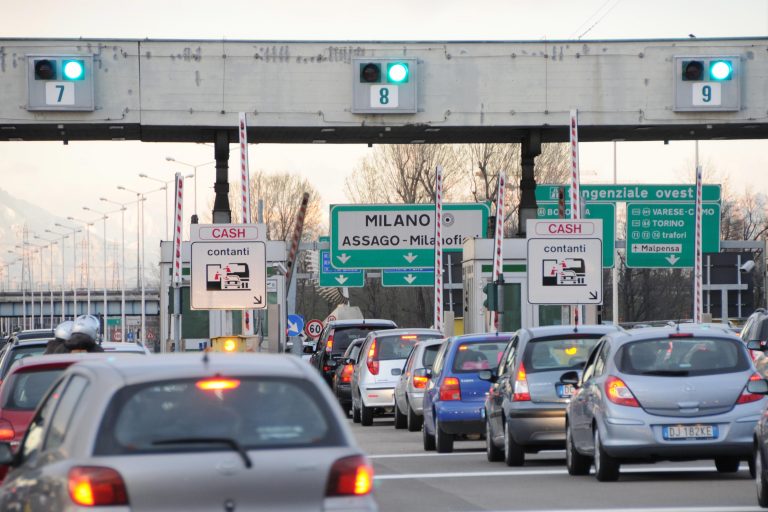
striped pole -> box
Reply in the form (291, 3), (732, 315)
(694, 165), (703, 323)
(239, 113), (254, 335)
(570, 109), (582, 325)
(434, 165), (444, 332)
(492, 172), (506, 330)
(171, 173), (184, 286)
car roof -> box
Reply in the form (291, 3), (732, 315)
(9, 338), (51, 347)
(6, 353), (117, 373)
(367, 328), (442, 338)
(519, 324), (623, 339)
(449, 332), (516, 343)
(71, 353), (312, 385)
(99, 342), (149, 352)
(602, 324), (742, 347)
(328, 319), (396, 328)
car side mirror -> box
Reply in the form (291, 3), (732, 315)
(327, 359), (338, 368)
(748, 378), (768, 395)
(560, 370), (580, 387)
(748, 340), (768, 352)
(477, 370), (497, 383)
(413, 368), (431, 379)
(0, 443), (14, 466)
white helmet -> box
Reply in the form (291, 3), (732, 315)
(54, 320), (74, 341)
(72, 315), (100, 341)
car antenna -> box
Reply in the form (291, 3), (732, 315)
(202, 350), (210, 366)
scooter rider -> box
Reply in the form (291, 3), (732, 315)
(44, 320), (75, 355)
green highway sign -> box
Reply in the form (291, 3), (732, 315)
(626, 202), (721, 268)
(318, 237), (364, 287)
(535, 184), (721, 204)
(330, 203), (489, 269)
(536, 202), (615, 268)
(382, 268), (434, 287)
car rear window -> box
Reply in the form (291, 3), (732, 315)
(374, 334), (440, 361)
(616, 337), (751, 376)
(3, 368), (63, 410)
(523, 335), (603, 373)
(4, 345), (48, 378)
(95, 377), (344, 456)
(451, 341), (508, 373)
(422, 344), (441, 368)
(331, 326), (391, 354)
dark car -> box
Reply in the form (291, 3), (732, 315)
(332, 337), (366, 416)
(0, 332), (55, 384)
(309, 319), (397, 386)
(741, 309), (768, 369)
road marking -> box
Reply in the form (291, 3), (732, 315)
(374, 465), (733, 480)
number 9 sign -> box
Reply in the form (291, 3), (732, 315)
(305, 319), (324, 340)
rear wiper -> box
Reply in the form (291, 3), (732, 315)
(153, 437), (252, 468)
(639, 370), (690, 377)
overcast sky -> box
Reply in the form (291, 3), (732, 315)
(1, 0), (767, 265)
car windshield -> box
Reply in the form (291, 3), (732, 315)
(451, 341), (508, 373)
(616, 337), (751, 376)
(331, 326), (389, 354)
(374, 334), (440, 361)
(523, 335), (603, 373)
(95, 377), (343, 455)
(422, 344), (441, 368)
(3, 368), (62, 410)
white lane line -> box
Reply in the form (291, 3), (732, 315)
(375, 465), (728, 480)
(369, 450), (565, 459)
(481, 508), (762, 512)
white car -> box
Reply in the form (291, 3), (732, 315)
(100, 341), (152, 355)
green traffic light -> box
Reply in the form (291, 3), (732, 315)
(387, 62), (409, 84)
(62, 60), (85, 80)
(709, 60), (732, 81)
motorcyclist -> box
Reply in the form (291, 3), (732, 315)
(44, 320), (75, 354)
(63, 315), (104, 353)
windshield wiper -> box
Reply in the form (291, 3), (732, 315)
(639, 370), (690, 377)
(153, 437), (252, 468)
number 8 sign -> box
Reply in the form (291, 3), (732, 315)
(370, 85), (399, 108)
(305, 319), (324, 339)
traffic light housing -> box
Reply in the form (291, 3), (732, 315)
(352, 58), (417, 114)
(673, 55), (740, 111)
(483, 282), (500, 313)
(27, 54), (95, 111)
(211, 336), (248, 353)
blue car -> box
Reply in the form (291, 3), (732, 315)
(420, 333), (512, 453)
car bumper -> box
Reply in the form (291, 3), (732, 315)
(435, 401), (485, 435)
(406, 390), (425, 414)
(507, 404), (566, 448)
(361, 387), (395, 408)
(335, 384), (352, 405)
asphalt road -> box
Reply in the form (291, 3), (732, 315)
(349, 414), (763, 512)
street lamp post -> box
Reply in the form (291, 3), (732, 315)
(165, 157), (215, 221)
(45, 229), (70, 322)
(67, 216), (97, 315)
(84, 206), (122, 339)
(33, 235), (57, 328)
(100, 198), (129, 343)
(139, 172), (193, 240)
(54, 223), (80, 319)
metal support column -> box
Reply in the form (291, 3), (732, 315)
(210, 130), (232, 339)
(517, 131), (541, 237)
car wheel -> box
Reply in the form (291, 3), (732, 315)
(360, 402), (374, 426)
(394, 402), (408, 429)
(714, 456), (740, 473)
(503, 420), (525, 466)
(566, 422), (591, 476)
(352, 400), (361, 423)
(407, 402), (422, 432)
(486, 417), (503, 462)
(756, 445), (768, 507)
(341, 402), (352, 418)
(423, 422), (436, 451)
(435, 417), (454, 453)
(593, 428), (620, 482)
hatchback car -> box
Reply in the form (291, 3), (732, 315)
(422, 333), (511, 453)
(0, 354), (377, 511)
(565, 325), (764, 481)
(352, 329), (442, 426)
(394, 338), (444, 431)
(310, 319), (397, 387)
(333, 337), (366, 417)
(483, 325), (620, 465)
(0, 335), (55, 384)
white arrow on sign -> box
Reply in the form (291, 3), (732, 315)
(288, 319), (299, 334)
(666, 254), (680, 265)
(337, 253), (351, 264)
(335, 275), (348, 285)
(404, 252), (418, 263)
(404, 274), (416, 284)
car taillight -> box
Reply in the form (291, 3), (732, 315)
(439, 377), (461, 401)
(737, 372), (764, 404)
(341, 364), (354, 383)
(326, 455), (373, 497)
(367, 339), (379, 375)
(513, 364), (531, 401)
(68, 466), (129, 506)
(605, 375), (640, 407)
(413, 374), (429, 389)
(0, 420), (14, 442)
(325, 335), (334, 353)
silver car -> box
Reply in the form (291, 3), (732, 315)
(351, 329), (442, 426)
(565, 325), (765, 481)
(393, 338), (445, 431)
(0, 354), (377, 511)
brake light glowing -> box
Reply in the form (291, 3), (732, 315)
(737, 372), (764, 404)
(0, 420), (14, 441)
(196, 378), (241, 391)
(326, 455), (373, 496)
(605, 375), (640, 407)
(564, 347), (577, 356)
(367, 340), (379, 375)
(440, 377), (461, 401)
(341, 364), (354, 383)
(68, 466), (129, 506)
(325, 336), (334, 353)
(459, 345), (469, 351)
(401, 335), (418, 340)
(413, 374), (429, 389)
(513, 363), (531, 401)
(668, 333), (694, 338)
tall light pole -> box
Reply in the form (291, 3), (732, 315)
(21, 242), (44, 328)
(67, 216), (97, 315)
(45, 229), (70, 322)
(165, 157), (215, 221)
(33, 234), (57, 328)
(84, 206), (122, 339)
(54, 223), (80, 319)
(100, 197), (129, 343)
(139, 172), (193, 240)
(7, 249), (24, 329)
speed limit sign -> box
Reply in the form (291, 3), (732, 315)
(305, 319), (323, 339)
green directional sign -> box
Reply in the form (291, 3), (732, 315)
(382, 268), (434, 287)
(318, 237), (364, 287)
(330, 203), (489, 269)
(537, 202), (615, 268)
(536, 184), (721, 204)
(626, 202), (721, 268)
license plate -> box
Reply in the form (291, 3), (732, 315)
(556, 383), (575, 398)
(662, 424), (717, 440)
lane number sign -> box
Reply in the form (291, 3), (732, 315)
(45, 82), (75, 105)
(692, 83), (721, 106)
(370, 86), (399, 108)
